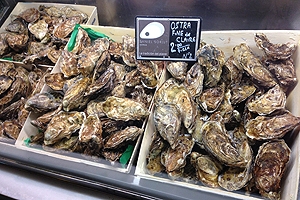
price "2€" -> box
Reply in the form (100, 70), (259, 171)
(170, 42), (191, 53)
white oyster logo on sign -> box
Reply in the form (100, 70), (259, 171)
(140, 22), (165, 39)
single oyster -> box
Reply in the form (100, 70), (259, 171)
(245, 111), (300, 140)
(247, 84), (286, 115)
(5, 18), (28, 34)
(196, 44), (225, 87)
(254, 140), (290, 199)
(146, 131), (166, 175)
(102, 96), (149, 121)
(130, 85), (153, 108)
(161, 135), (194, 172)
(28, 19), (48, 40)
(233, 43), (277, 88)
(154, 104), (182, 149)
(47, 47), (62, 64)
(59, 50), (79, 77)
(18, 8), (40, 23)
(196, 83), (225, 113)
(191, 111), (208, 149)
(53, 16), (82, 39)
(230, 78), (257, 105)
(104, 126), (143, 149)
(5, 33), (29, 52)
(0, 97), (26, 120)
(44, 111), (85, 145)
(0, 33), (9, 56)
(25, 92), (62, 113)
(86, 100), (105, 118)
(155, 78), (196, 133)
(265, 59), (298, 95)
(124, 69), (141, 88)
(45, 72), (67, 91)
(222, 56), (243, 87)
(190, 152), (223, 188)
(0, 75), (13, 96)
(255, 33), (297, 60)
(2, 119), (21, 140)
(201, 121), (250, 167)
(183, 63), (204, 98)
(122, 35), (136, 66)
(62, 76), (90, 112)
(60, 6), (88, 23)
(137, 61), (158, 89)
(166, 62), (188, 81)
(71, 27), (91, 54)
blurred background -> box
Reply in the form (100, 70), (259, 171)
(1, 0), (300, 30)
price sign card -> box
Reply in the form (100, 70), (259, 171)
(136, 16), (202, 61)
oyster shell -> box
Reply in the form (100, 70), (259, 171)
(183, 63), (204, 97)
(196, 44), (225, 87)
(166, 62), (188, 81)
(201, 121), (251, 167)
(62, 76), (90, 112)
(71, 27), (91, 54)
(78, 114), (103, 145)
(2, 119), (21, 140)
(255, 33), (297, 60)
(28, 19), (48, 40)
(0, 75), (13, 96)
(124, 69), (141, 88)
(190, 152), (223, 188)
(222, 56), (243, 87)
(233, 43), (277, 88)
(59, 50), (79, 78)
(53, 16), (82, 39)
(25, 92), (62, 113)
(137, 61), (158, 89)
(245, 111), (300, 140)
(230, 78), (257, 105)
(104, 126), (143, 149)
(44, 111), (85, 145)
(254, 140), (290, 199)
(0, 33), (9, 56)
(18, 8), (40, 23)
(5, 33), (29, 52)
(161, 135), (194, 172)
(154, 104), (182, 149)
(247, 84), (286, 115)
(45, 72), (67, 91)
(5, 18), (28, 34)
(130, 85), (153, 108)
(101, 96), (149, 121)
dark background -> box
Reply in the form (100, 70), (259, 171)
(1, 0), (300, 30)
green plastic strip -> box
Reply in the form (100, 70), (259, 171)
(120, 144), (134, 168)
(24, 137), (31, 147)
(67, 24), (111, 52)
(2, 57), (13, 61)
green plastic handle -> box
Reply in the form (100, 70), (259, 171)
(67, 24), (110, 52)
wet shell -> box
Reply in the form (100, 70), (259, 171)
(44, 111), (85, 145)
(254, 140), (290, 199)
(166, 62), (188, 81)
(45, 73), (67, 91)
(0, 75), (13, 96)
(18, 8), (40, 23)
(183, 63), (204, 97)
(5, 33), (29, 52)
(53, 16), (81, 39)
(59, 50), (79, 78)
(25, 92), (62, 113)
(247, 84), (286, 115)
(102, 96), (149, 121)
(245, 111), (300, 140)
(104, 126), (143, 149)
(28, 19), (49, 40)
(79, 114), (103, 147)
(5, 18), (28, 34)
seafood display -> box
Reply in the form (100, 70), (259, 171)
(0, 61), (49, 141)
(0, 5), (89, 66)
(24, 27), (161, 167)
(145, 33), (299, 199)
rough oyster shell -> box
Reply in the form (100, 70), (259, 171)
(78, 114), (103, 147)
(254, 139), (290, 199)
(245, 110), (300, 140)
(183, 62), (204, 98)
(25, 92), (62, 113)
(28, 19), (49, 40)
(18, 8), (40, 23)
(166, 62), (188, 81)
(59, 50), (79, 78)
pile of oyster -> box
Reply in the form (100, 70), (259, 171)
(25, 28), (162, 165)
(0, 5), (88, 65)
(0, 61), (49, 141)
(146, 33), (299, 200)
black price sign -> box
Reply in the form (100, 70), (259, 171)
(136, 17), (202, 61)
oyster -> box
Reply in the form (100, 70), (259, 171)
(5, 18), (28, 34)
(146, 131), (166, 175)
(196, 44), (225, 87)
(245, 111), (300, 140)
(59, 50), (79, 77)
(201, 121), (251, 167)
(233, 43), (277, 88)
(18, 8), (40, 23)
(53, 16), (82, 39)
(130, 85), (153, 108)
(62, 76), (90, 112)
(124, 69), (141, 87)
(265, 59), (297, 95)
(71, 27), (91, 54)
(78, 114), (103, 144)
(191, 111), (208, 149)
(154, 104), (182, 149)
(60, 6), (88, 22)
(101, 96), (149, 121)
(104, 126), (143, 149)
(230, 78), (257, 105)
(166, 62), (188, 81)
(2, 119), (21, 140)
(45, 72), (67, 91)
(247, 84), (286, 115)
(255, 33), (297, 60)
(44, 111), (85, 145)
(155, 78), (196, 133)
(5, 33), (29, 52)
(137, 61), (158, 89)
(25, 92), (62, 113)
(0, 98), (26, 120)
(254, 140), (290, 199)
(183, 63), (204, 97)
(196, 83), (225, 113)
(190, 152), (223, 188)
(122, 35), (136, 66)
(222, 56), (243, 87)
(161, 135), (194, 172)
(0, 33), (9, 56)
(86, 100), (105, 118)
(28, 20), (49, 40)
(0, 75), (13, 96)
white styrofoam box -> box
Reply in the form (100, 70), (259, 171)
(0, 2), (98, 66)
(135, 30), (300, 200)
(15, 26), (150, 173)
